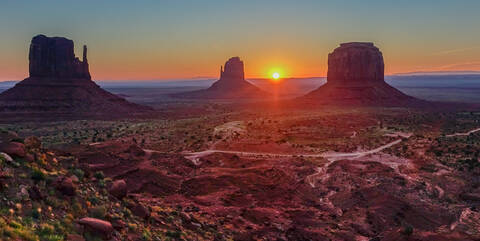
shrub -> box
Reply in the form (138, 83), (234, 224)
(89, 205), (107, 219)
(98, 179), (106, 188)
(142, 228), (152, 241)
(72, 168), (85, 180)
(30, 208), (41, 219)
(402, 225), (413, 236)
(31, 167), (46, 181)
(37, 223), (55, 236)
(166, 230), (182, 239)
(94, 171), (105, 180)
(127, 222), (138, 231)
(88, 196), (100, 206)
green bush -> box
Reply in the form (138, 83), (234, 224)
(89, 205), (107, 219)
(94, 171), (105, 180)
(31, 167), (46, 181)
(72, 168), (85, 180)
(402, 225), (413, 236)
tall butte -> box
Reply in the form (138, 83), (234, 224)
(303, 42), (421, 105)
(0, 35), (150, 119)
(176, 57), (268, 99)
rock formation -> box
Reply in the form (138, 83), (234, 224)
(303, 42), (420, 106)
(175, 57), (268, 99)
(29, 35), (91, 79)
(0, 35), (151, 119)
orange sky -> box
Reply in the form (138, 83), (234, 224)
(1, 1), (480, 81)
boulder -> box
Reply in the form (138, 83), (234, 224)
(77, 217), (114, 239)
(108, 179), (127, 199)
(55, 176), (77, 196)
(66, 234), (85, 241)
(0, 142), (26, 158)
(129, 203), (150, 219)
(0, 152), (13, 163)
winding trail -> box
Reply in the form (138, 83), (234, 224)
(445, 128), (480, 137)
(184, 138), (405, 164)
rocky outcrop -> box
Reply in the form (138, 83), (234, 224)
(29, 34), (90, 79)
(55, 176), (77, 196)
(303, 42), (422, 106)
(128, 203), (150, 219)
(327, 42), (384, 86)
(0, 142), (26, 158)
(77, 217), (114, 238)
(219, 56), (245, 81)
(175, 57), (268, 99)
(108, 179), (127, 199)
(66, 234), (86, 241)
(0, 35), (151, 119)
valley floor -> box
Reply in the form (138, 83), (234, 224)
(1, 106), (480, 240)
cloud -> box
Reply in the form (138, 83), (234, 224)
(435, 61), (480, 70)
(432, 47), (479, 56)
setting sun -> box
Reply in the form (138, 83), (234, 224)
(272, 72), (280, 79)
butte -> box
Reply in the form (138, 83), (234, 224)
(175, 57), (268, 99)
(0, 35), (151, 120)
(302, 42), (422, 106)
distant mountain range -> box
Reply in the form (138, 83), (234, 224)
(0, 81), (18, 87)
(392, 70), (480, 76)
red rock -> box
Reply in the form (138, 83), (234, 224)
(219, 56), (245, 81)
(111, 219), (126, 230)
(129, 203), (150, 219)
(0, 142), (26, 158)
(175, 57), (268, 99)
(55, 176), (76, 196)
(29, 34), (90, 79)
(0, 35), (152, 118)
(77, 217), (114, 238)
(303, 42), (422, 106)
(25, 153), (35, 162)
(66, 234), (85, 241)
(327, 42), (384, 85)
(127, 144), (145, 157)
(108, 179), (127, 199)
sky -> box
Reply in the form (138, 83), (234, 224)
(1, 0), (480, 81)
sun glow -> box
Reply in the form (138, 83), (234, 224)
(272, 72), (280, 80)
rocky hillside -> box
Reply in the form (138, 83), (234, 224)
(0, 130), (231, 241)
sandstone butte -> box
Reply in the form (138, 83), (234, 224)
(303, 42), (423, 106)
(0, 34), (151, 119)
(175, 56), (269, 99)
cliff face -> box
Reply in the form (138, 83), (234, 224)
(327, 42), (384, 86)
(303, 42), (422, 106)
(29, 35), (91, 80)
(219, 57), (245, 81)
